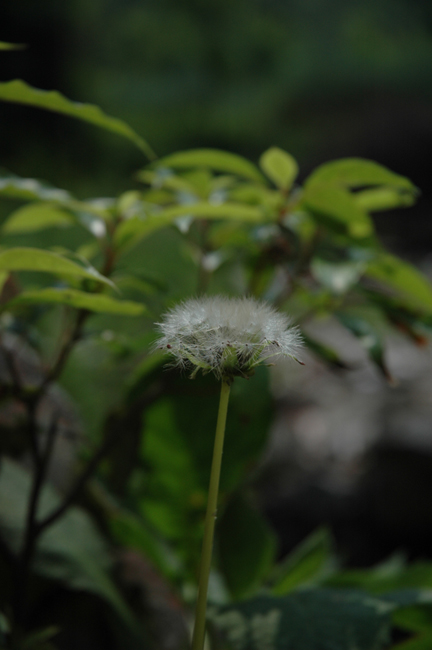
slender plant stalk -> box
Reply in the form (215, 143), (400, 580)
(192, 380), (231, 650)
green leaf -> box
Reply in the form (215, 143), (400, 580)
(302, 334), (349, 369)
(302, 185), (374, 238)
(311, 258), (365, 295)
(209, 589), (394, 650)
(354, 187), (417, 212)
(7, 288), (145, 315)
(336, 310), (393, 382)
(0, 247), (113, 287)
(0, 41), (26, 50)
(0, 458), (137, 630)
(366, 253), (432, 315)
(259, 147), (298, 191)
(218, 492), (277, 599)
(154, 148), (266, 183)
(305, 158), (416, 192)
(2, 203), (75, 233)
(0, 79), (155, 160)
(272, 528), (334, 595)
(115, 202), (266, 251)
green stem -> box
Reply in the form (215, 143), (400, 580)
(192, 380), (231, 650)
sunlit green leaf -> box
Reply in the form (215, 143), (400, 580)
(0, 247), (113, 287)
(259, 147), (298, 191)
(219, 492), (277, 599)
(0, 79), (155, 159)
(154, 148), (266, 183)
(305, 158), (416, 192)
(354, 187), (417, 212)
(302, 185), (374, 238)
(2, 203), (75, 233)
(7, 288), (145, 315)
(366, 253), (432, 315)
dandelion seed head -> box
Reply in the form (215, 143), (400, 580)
(154, 296), (303, 382)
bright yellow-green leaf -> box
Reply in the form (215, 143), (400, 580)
(302, 185), (374, 238)
(0, 247), (113, 286)
(367, 253), (432, 314)
(259, 147), (298, 191)
(154, 148), (266, 183)
(2, 203), (74, 233)
(0, 79), (155, 160)
(305, 158), (416, 192)
(8, 288), (145, 315)
(354, 187), (417, 212)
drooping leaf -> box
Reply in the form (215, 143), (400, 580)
(336, 309), (393, 382)
(0, 458), (137, 630)
(0, 247), (113, 287)
(7, 288), (145, 315)
(153, 149), (266, 183)
(2, 203), (75, 233)
(218, 492), (277, 599)
(302, 334), (350, 369)
(366, 253), (432, 315)
(272, 528), (335, 595)
(0, 79), (155, 159)
(115, 202), (266, 251)
(259, 147), (298, 191)
(305, 158), (416, 192)
(302, 185), (374, 238)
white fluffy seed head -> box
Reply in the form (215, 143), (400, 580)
(154, 296), (303, 382)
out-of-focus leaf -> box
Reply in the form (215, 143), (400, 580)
(0, 41), (26, 50)
(354, 187), (417, 212)
(153, 149), (266, 183)
(218, 492), (277, 599)
(0, 247), (113, 287)
(0, 171), (111, 218)
(21, 626), (59, 650)
(7, 288), (145, 315)
(0, 459), (137, 630)
(311, 258), (365, 295)
(2, 203), (75, 233)
(305, 159), (416, 192)
(0, 79), (155, 159)
(366, 253), (432, 315)
(336, 310), (393, 382)
(302, 334), (349, 369)
(390, 636), (432, 650)
(302, 185), (374, 238)
(272, 528), (335, 595)
(114, 202), (266, 251)
(209, 588), (397, 650)
(259, 147), (298, 191)
(109, 508), (178, 578)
